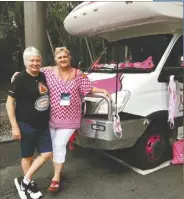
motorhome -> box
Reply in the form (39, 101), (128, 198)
(64, 2), (183, 169)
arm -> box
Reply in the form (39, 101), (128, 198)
(77, 71), (111, 99)
(11, 66), (53, 82)
(6, 96), (21, 140)
(11, 72), (20, 83)
(40, 66), (53, 71)
(43, 66), (53, 70)
(90, 87), (111, 99)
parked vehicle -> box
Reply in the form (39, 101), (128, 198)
(64, 2), (183, 169)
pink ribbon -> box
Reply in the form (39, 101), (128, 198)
(112, 104), (123, 138)
(168, 76), (177, 129)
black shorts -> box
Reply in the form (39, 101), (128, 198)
(18, 122), (53, 158)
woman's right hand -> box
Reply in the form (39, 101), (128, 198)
(12, 126), (21, 140)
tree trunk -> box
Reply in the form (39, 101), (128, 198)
(85, 37), (93, 63)
(46, 29), (54, 57)
(48, 5), (66, 46)
(89, 38), (95, 60)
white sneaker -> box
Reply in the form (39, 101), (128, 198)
(14, 177), (27, 199)
(14, 177), (42, 199)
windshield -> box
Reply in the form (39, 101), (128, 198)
(89, 34), (173, 73)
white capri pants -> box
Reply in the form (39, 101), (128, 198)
(50, 128), (75, 164)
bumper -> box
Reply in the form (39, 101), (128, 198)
(77, 117), (147, 150)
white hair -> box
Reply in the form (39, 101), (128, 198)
(23, 46), (41, 66)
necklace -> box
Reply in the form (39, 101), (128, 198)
(58, 67), (72, 82)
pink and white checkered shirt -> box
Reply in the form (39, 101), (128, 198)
(40, 68), (92, 129)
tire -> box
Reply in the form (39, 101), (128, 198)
(132, 122), (171, 170)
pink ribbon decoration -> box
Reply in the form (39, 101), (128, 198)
(171, 139), (184, 165)
(168, 75), (177, 129)
(112, 104), (123, 138)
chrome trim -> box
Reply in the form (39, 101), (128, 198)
(85, 93), (113, 121)
(78, 117), (147, 150)
(76, 136), (138, 150)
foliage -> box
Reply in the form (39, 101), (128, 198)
(0, 1), (106, 88)
(46, 1), (106, 69)
(0, 1), (24, 87)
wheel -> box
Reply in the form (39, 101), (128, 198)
(132, 122), (171, 170)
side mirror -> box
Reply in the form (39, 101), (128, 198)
(158, 66), (184, 83)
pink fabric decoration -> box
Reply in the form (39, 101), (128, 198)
(112, 104), (122, 138)
(171, 139), (184, 165)
(168, 75), (177, 129)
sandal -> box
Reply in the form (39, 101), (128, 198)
(48, 180), (60, 192)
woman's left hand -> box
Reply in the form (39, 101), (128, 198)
(102, 89), (112, 100)
(91, 87), (112, 100)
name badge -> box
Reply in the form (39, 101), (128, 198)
(60, 93), (70, 106)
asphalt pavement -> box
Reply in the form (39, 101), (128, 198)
(0, 142), (183, 199)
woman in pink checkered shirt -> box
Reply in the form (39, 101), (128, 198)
(40, 47), (110, 192)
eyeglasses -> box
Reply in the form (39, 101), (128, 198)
(55, 47), (68, 51)
(55, 47), (70, 56)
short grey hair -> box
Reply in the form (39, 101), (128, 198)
(23, 46), (41, 66)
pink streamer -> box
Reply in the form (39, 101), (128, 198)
(168, 76), (177, 129)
